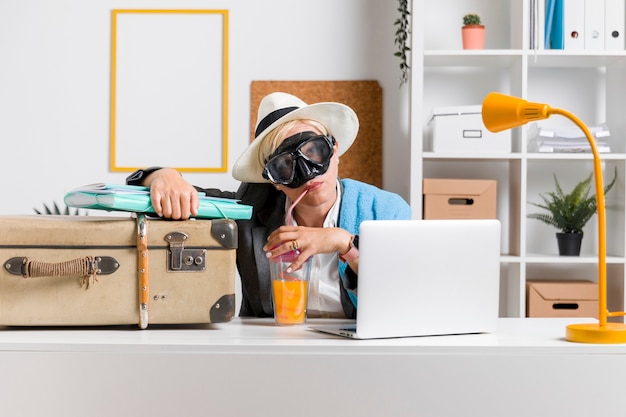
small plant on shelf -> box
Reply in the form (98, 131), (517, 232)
(462, 13), (482, 27)
(527, 168), (617, 255)
(461, 13), (485, 49)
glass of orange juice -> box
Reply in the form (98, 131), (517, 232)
(270, 251), (311, 325)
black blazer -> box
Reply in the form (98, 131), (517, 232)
(231, 182), (356, 318)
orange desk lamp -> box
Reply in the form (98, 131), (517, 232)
(482, 92), (626, 343)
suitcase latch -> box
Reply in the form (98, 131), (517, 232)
(165, 232), (206, 272)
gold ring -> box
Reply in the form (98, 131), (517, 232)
(292, 240), (299, 250)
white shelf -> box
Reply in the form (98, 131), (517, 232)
(525, 51), (626, 67)
(524, 255), (626, 264)
(423, 152), (523, 160)
(525, 153), (626, 160)
(423, 49), (626, 68)
(424, 50), (523, 67)
(411, 0), (626, 319)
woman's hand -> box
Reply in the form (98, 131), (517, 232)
(263, 226), (357, 273)
(142, 168), (199, 219)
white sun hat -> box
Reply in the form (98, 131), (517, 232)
(232, 92), (359, 183)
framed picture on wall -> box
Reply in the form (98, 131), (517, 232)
(110, 9), (229, 172)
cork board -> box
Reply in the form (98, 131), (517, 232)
(250, 81), (382, 187)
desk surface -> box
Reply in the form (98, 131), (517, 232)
(0, 316), (619, 353)
(1, 317), (625, 417)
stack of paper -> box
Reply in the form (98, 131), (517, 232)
(64, 183), (253, 220)
(527, 123), (611, 153)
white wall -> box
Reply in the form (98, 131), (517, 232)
(0, 0), (411, 215)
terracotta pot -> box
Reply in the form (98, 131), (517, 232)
(556, 232), (583, 256)
(462, 25), (485, 49)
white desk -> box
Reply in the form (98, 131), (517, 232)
(1, 317), (625, 417)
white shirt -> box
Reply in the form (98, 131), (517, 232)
(285, 180), (346, 318)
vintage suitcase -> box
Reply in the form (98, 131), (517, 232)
(0, 214), (236, 328)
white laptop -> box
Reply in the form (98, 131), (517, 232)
(310, 219), (501, 339)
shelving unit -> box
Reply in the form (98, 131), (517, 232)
(410, 0), (626, 318)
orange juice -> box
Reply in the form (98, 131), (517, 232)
(272, 279), (308, 325)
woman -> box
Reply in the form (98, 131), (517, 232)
(127, 92), (412, 318)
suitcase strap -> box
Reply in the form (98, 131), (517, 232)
(137, 214), (149, 329)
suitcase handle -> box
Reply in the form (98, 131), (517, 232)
(4, 256), (120, 288)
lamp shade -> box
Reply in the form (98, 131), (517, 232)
(481, 92), (551, 132)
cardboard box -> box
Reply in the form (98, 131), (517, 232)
(423, 179), (497, 219)
(427, 105), (511, 153)
(526, 280), (598, 318)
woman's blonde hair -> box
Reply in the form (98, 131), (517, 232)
(257, 119), (329, 168)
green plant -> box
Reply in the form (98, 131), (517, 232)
(463, 13), (482, 26)
(394, 0), (410, 86)
(527, 168), (618, 234)
(34, 201), (85, 216)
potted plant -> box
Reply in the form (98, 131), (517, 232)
(527, 168), (617, 256)
(462, 13), (485, 49)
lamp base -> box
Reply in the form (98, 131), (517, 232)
(566, 322), (626, 343)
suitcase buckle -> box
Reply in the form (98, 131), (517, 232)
(165, 232), (206, 272)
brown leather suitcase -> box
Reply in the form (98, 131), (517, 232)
(0, 214), (236, 328)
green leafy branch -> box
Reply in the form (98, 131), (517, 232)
(394, 0), (410, 86)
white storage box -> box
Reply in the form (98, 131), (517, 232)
(427, 105), (511, 153)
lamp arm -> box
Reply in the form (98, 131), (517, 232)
(551, 108), (608, 326)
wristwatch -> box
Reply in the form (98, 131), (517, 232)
(339, 234), (359, 263)
(126, 166), (163, 186)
